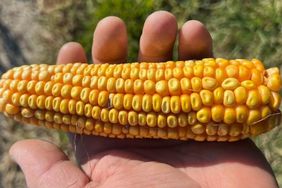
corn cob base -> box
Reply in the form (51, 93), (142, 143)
(0, 58), (281, 141)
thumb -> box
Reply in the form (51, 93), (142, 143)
(9, 139), (89, 188)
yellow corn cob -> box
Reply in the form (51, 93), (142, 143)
(0, 58), (281, 141)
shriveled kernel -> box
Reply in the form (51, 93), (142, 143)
(98, 91), (109, 107)
(85, 119), (94, 131)
(206, 123), (218, 136)
(188, 112), (197, 125)
(156, 80), (169, 96)
(167, 115), (178, 128)
(235, 105), (249, 123)
(229, 124), (242, 137)
(190, 93), (202, 111)
(202, 77), (217, 90)
(234, 86), (247, 104)
(147, 113), (157, 127)
(211, 105), (224, 122)
(157, 114), (167, 128)
(269, 91), (281, 110)
(218, 124), (229, 136)
(191, 77), (202, 92)
(222, 78), (240, 90)
(224, 108), (236, 124)
(54, 113), (63, 124)
(178, 113), (188, 127)
(197, 107), (211, 123)
(161, 96), (170, 114)
(191, 124), (205, 134)
(246, 90), (260, 108)
(223, 90), (235, 106)
(21, 108), (34, 118)
(200, 90), (213, 106)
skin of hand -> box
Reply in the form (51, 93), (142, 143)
(9, 11), (278, 188)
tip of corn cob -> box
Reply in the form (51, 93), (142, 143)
(0, 58), (281, 142)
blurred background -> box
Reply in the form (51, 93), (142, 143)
(0, 0), (281, 187)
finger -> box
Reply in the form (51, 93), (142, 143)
(178, 20), (213, 60)
(56, 42), (87, 65)
(9, 139), (89, 188)
(138, 11), (177, 62)
(92, 16), (128, 64)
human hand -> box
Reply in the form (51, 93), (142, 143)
(9, 11), (278, 188)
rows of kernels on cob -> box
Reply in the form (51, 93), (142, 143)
(0, 58), (280, 141)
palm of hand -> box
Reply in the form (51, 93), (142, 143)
(9, 11), (277, 188)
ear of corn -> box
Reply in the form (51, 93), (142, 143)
(0, 58), (281, 141)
